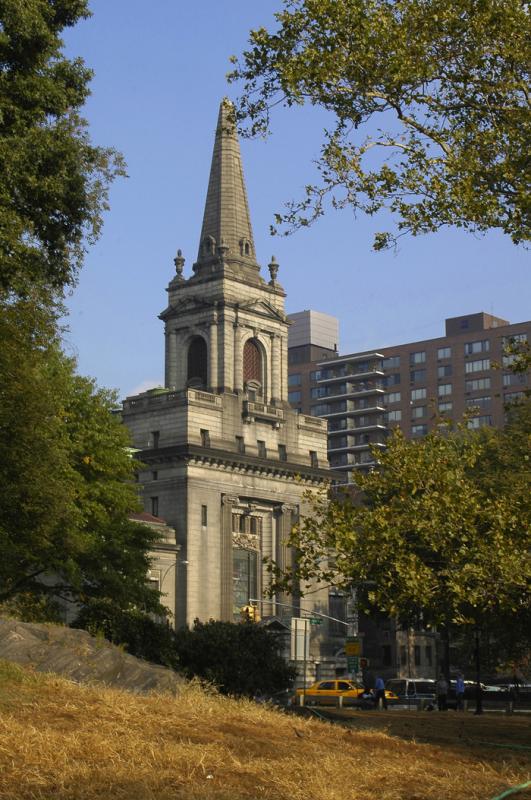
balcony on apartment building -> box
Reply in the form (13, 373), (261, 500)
(318, 353), (385, 383)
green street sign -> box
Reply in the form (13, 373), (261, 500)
(347, 656), (360, 672)
(309, 617), (322, 625)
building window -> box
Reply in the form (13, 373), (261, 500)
(329, 418), (347, 431)
(200, 428), (210, 447)
(288, 373), (301, 386)
(410, 369), (426, 383)
(410, 351), (426, 365)
(465, 340), (490, 355)
(502, 333), (527, 346)
(468, 415), (492, 429)
(278, 444), (287, 461)
(466, 377), (491, 392)
(310, 403), (329, 416)
(250, 517), (259, 535)
(384, 373), (401, 387)
(243, 339), (262, 385)
(411, 405), (426, 419)
(465, 396), (491, 410)
(437, 364), (452, 378)
(438, 383), (452, 397)
(383, 356), (400, 369)
(239, 515), (246, 533)
(236, 435), (245, 454)
(150, 497), (159, 517)
(386, 409), (402, 422)
(425, 645), (433, 666)
(310, 370), (322, 382)
(438, 401), (453, 413)
(382, 645), (392, 666)
(288, 390), (302, 403)
(201, 505), (208, 527)
(187, 336), (207, 387)
(412, 424), (428, 436)
(505, 391), (525, 404)
(257, 440), (267, 458)
(465, 358), (490, 373)
(414, 645), (421, 667)
(437, 347), (452, 359)
(411, 388), (427, 401)
(152, 470), (158, 481)
(311, 386), (328, 399)
(383, 391), (401, 404)
(233, 548), (258, 619)
(151, 430), (160, 449)
(503, 373), (527, 387)
(309, 450), (318, 467)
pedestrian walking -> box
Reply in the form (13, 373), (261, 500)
(436, 675), (448, 711)
(374, 676), (388, 710)
(455, 673), (465, 711)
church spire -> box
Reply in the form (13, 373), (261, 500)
(194, 98), (258, 275)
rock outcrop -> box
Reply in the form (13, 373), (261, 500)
(0, 617), (185, 693)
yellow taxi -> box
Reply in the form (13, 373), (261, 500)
(293, 679), (398, 706)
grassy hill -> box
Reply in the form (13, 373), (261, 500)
(0, 659), (530, 800)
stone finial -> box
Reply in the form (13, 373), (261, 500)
(173, 249), (185, 279)
(268, 255), (279, 285)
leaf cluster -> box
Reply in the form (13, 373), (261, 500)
(0, 0), (125, 296)
(0, 297), (162, 617)
(230, 0), (530, 248)
(173, 619), (296, 697)
(275, 418), (530, 632)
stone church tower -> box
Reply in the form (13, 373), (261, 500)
(122, 100), (333, 671)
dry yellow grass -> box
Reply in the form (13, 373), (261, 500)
(0, 659), (530, 800)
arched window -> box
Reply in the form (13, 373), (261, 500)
(187, 336), (207, 387)
(243, 339), (262, 386)
(243, 339), (264, 400)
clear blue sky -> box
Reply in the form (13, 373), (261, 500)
(63, 1), (530, 398)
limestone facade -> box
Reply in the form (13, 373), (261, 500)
(122, 100), (335, 674)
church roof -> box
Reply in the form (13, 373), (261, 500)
(195, 98), (259, 274)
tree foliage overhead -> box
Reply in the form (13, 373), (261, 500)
(0, 298), (162, 618)
(0, 0), (125, 296)
(230, 0), (530, 249)
(271, 419), (530, 634)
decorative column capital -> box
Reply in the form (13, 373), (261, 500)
(222, 494), (239, 507)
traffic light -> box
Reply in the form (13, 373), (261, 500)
(240, 604), (260, 623)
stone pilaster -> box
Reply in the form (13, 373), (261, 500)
(271, 333), (281, 403)
(209, 316), (218, 391)
(233, 324), (243, 393)
(220, 495), (239, 620)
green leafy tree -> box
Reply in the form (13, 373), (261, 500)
(72, 600), (179, 669)
(0, 298), (162, 619)
(0, 0), (125, 296)
(272, 422), (530, 646)
(230, 0), (530, 249)
(173, 619), (295, 697)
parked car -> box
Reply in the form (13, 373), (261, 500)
(385, 678), (437, 708)
(293, 679), (398, 706)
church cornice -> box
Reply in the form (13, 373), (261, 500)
(134, 443), (330, 484)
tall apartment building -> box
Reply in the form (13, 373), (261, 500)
(288, 311), (530, 483)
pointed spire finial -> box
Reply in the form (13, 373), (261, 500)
(195, 99), (258, 273)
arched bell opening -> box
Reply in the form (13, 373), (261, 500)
(187, 336), (208, 388)
(243, 338), (265, 400)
